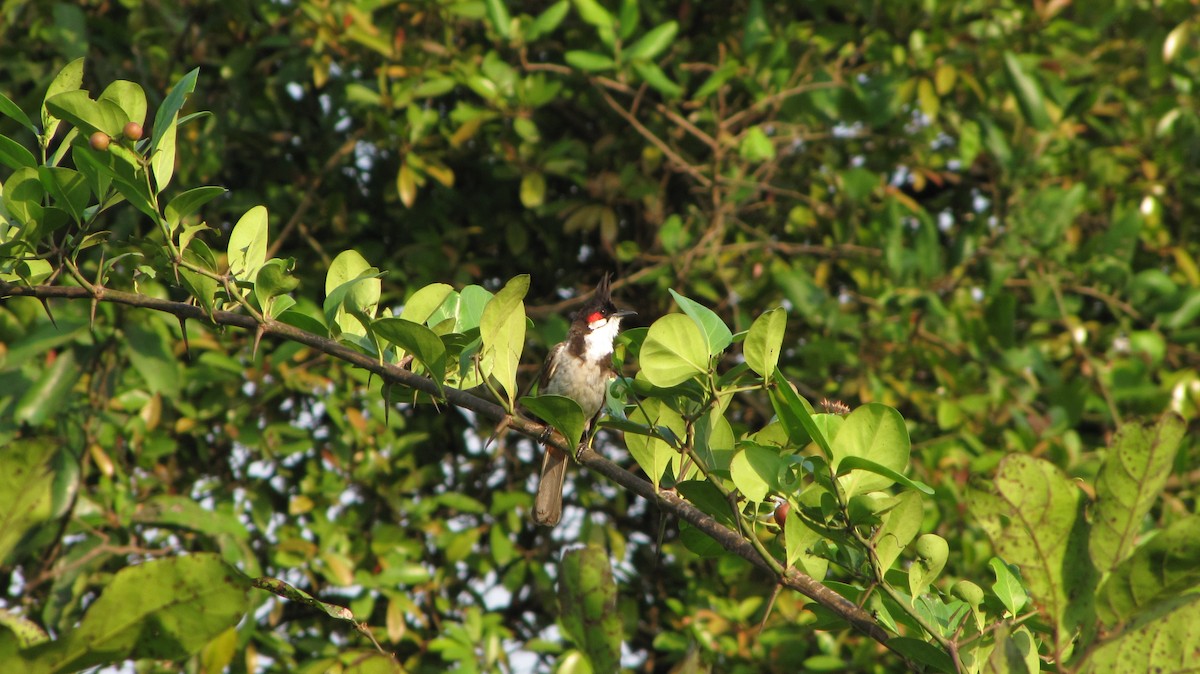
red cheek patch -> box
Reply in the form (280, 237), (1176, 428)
(587, 312), (604, 323)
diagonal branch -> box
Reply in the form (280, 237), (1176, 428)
(0, 278), (898, 656)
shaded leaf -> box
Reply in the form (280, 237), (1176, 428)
(1090, 414), (1184, 573)
(521, 394), (585, 448)
(558, 546), (622, 673)
(27, 554), (250, 671)
(969, 455), (1095, 653)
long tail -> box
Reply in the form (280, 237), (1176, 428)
(533, 445), (567, 526)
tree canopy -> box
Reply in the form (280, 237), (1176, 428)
(2, 1), (1199, 672)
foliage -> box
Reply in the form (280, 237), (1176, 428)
(2, 1), (1200, 673)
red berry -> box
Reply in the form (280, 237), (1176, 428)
(89, 131), (111, 151)
(123, 122), (143, 141)
(774, 501), (790, 527)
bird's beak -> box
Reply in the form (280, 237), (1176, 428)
(612, 309), (637, 319)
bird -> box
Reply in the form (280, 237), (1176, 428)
(532, 274), (635, 526)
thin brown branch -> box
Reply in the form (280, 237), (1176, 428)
(266, 130), (365, 261)
(1003, 277), (1142, 321)
(1, 278), (899, 656)
(592, 86), (712, 187)
(723, 80), (844, 130)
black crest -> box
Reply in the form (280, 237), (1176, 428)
(574, 273), (617, 322)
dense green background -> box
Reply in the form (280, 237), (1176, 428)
(2, 0), (1199, 672)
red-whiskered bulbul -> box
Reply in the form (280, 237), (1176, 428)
(532, 274), (635, 526)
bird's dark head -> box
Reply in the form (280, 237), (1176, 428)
(574, 273), (635, 332)
(569, 274), (636, 358)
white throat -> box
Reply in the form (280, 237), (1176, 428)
(583, 317), (622, 361)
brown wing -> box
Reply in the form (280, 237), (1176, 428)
(537, 341), (566, 391)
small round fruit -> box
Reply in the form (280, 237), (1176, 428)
(89, 131), (111, 151)
(773, 501), (790, 527)
(123, 122), (144, 141)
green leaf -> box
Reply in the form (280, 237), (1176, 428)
(558, 545), (622, 673)
(0, 91), (36, 133)
(520, 171), (546, 208)
(38, 167), (90, 224)
(151, 110), (177, 192)
(44, 90), (126, 137)
(783, 507), (828, 578)
(830, 403), (911, 498)
(324, 250), (382, 337)
(572, 0), (614, 29)
(179, 266), (219, 317)
(2, 166), (45, 227)
(13, 349), (80, 427)
(739, 125), (776, 162)
(676, 480), (734, 526)
(730, 443), (783, 503)
(484, 0), (511, 38)
(1090, 414), (1184, 573)
(165, 186), (227, 231)
(632, 61), (682, 98)
(124, 318), (182, 396)
(374, 317), (448, 384)
(969, 455), (1095, 654)
(70, 141), (112, 204)
(479, 275), (529, 406)
(0, 439), (58, 564)
(640, 313), (709, 387)
(26, 554), (250, 672)
(0, 607), (49, 649)
(668, 288), (732, 355)
(694, 407), (735, 472)
(988, 558), (1028, 616)
(771, 368), (831, 456)
(456, 284), (494, 331)
(1003, 52), (1051, 131)
(1096, 516), (1200, 625)
(73, 146), (157, 220)
(1082, 594), (1200, 672)
(874, 491), (924, 571)
(41, 57), (84, 142)
(132, 495), (249, 538)
(625, 398), (684, 489)
(742, 0), (769, 51)
(909, 534), (948, 599)
(250, 577), (354, 621)
(98, 80), (147, 127)
(520, 394), (585, 447)
(227, 205), (269, 281)
(0, 134), (36, 171)
(149, 68), (198, 193)
(401, 283), (455, 325)
(887, 637), (957, 674)
(743, 307), (785, 381)
(528, 0), (570, 40)
(564, 50), (616, 72)
(254, 259), (300, 318)
(617, 0), (639, 39)
(625, 21), (678, 61)
(152, 68), (199, 157)
(837, 456), (933, 496)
